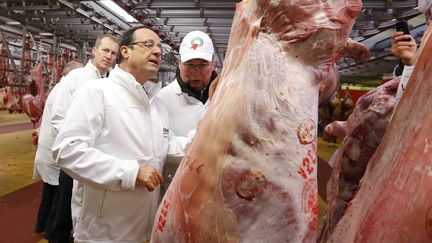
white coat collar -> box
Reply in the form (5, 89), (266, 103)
(109, 65), (147, 91)
(108, 65), (151, 107)
(171, 79), (203, 105)
(172, 79), (183, 95)
(85, 59), (104, 78)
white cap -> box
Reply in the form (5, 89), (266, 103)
(179, 30), (214, 62)
(419, 0), (432, 14)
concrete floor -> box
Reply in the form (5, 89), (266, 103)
(0, 111), (36, 197)
(0, 110), (47, 242)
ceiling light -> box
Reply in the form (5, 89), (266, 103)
(40, 32), (53, 36)
(99, 0), (138, 23)
(6, 21), (21, 25)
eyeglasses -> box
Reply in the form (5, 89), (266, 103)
(182, 62), (212, 70)
(129, 40), (163, 54)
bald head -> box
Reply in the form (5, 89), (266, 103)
(62, 60), (84, 76)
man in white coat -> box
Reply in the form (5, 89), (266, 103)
(156, 30), (219, 190)
(35, 35), (119, 243)
(33, 60), (84, 233)
(52, 26), (168, 243)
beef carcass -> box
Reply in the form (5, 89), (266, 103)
(0, 45), (8, 86)
(21, 63), (45, 144)
(5, 86), (22, 114)
(325, 25), (432, 243)
(318, 78), (399, 241)
(151, 0), (365, 242)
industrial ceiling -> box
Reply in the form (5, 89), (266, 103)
(0, 0), (428, 82)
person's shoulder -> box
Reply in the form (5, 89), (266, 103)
(79, 77), (107, 90)
(63, 66), (87, 78)
(150, 96), (170, 119)
(46, 83), (64, 101)
(63, 64), (99, 80)
(157, 81), (179, 97)
(71, 79), (107, 100)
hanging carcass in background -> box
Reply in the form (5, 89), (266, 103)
(325, 25), (432, 243)
(21, 63), (45, 123)
(1, 30), (71, 134)
(0, 40), (22, 113)
(19, 36), (47, 145)
(19, 37), (70, 144)
(340, 87), (354, 121)
(318, 77), (399, 242)
(0, 45), (7, 86)
(151, 0), (369, 242)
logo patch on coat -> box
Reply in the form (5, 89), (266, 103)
(163, 128), (169, 138)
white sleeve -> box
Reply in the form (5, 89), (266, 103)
(50, 75), (76, 133)
(166, 129), (196, 164)
(52, 85), (139, 191)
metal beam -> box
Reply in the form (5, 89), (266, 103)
(57, 0), (122, 35)
(134, 1), (237, 9)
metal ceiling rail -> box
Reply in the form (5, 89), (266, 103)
(134, 2), (238, 9)
(81, 1), (132, 29)
(57, 0), (123, 35)
(362, 0), (418, 9)
(143, 9), (235, 18)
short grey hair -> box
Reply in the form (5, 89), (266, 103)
(62, 60), (84, 76)
(94, 34), (119, 48)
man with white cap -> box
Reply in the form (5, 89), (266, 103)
(156, 30), (218, 192)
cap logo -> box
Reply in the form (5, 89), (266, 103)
(190, 37), (204, 50)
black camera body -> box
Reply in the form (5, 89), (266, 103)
(395, 21), (411, 41)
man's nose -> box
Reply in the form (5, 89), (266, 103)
(153, 47), (162, 57)
(190, 66), (206, 73)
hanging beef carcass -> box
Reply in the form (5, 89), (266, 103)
(5, 74), (22, 114)
(151, 0), (369, 242)
(21, 62), (45, 136)
(1, 44), (22, 113)
(325, 25), (432, 243)
(318, 78), (399, 242)
(0, 45), (8, 86)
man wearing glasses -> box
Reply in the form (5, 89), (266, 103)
(156, 30), (219, 191)
(52, 26), (165, 242)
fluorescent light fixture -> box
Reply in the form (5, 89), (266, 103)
(40, 32), (53, 36)
(6, 21), (21, 25)
(99, 0), (138, 23)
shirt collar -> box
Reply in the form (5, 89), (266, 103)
(109, 65), (146, 90)
(86, 59), (106, 78)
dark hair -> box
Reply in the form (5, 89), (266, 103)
(94, 34), (119, 48)
(118, 25), (154, 63)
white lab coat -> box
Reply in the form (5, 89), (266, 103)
(33, 60), (102, 185)
(32, 81), (64, 185)
(156, 80), (205, 137)
(51, 60), (103, 132)
(52, 65), (186, 243)
(155, 80), (203, 190)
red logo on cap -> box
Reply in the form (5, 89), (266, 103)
(190, 37), (204, 50)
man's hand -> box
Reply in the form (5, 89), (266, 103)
(136, 165), (163, 191)
(391, 32), (417, 65)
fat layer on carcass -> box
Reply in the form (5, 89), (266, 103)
(151, 0), (363, 242)
(326, 25), (432, 243)
(318, 78), (399, 242)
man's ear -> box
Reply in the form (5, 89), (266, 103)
(120, 46), (129, 59)
(92, 46), (96, 56)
